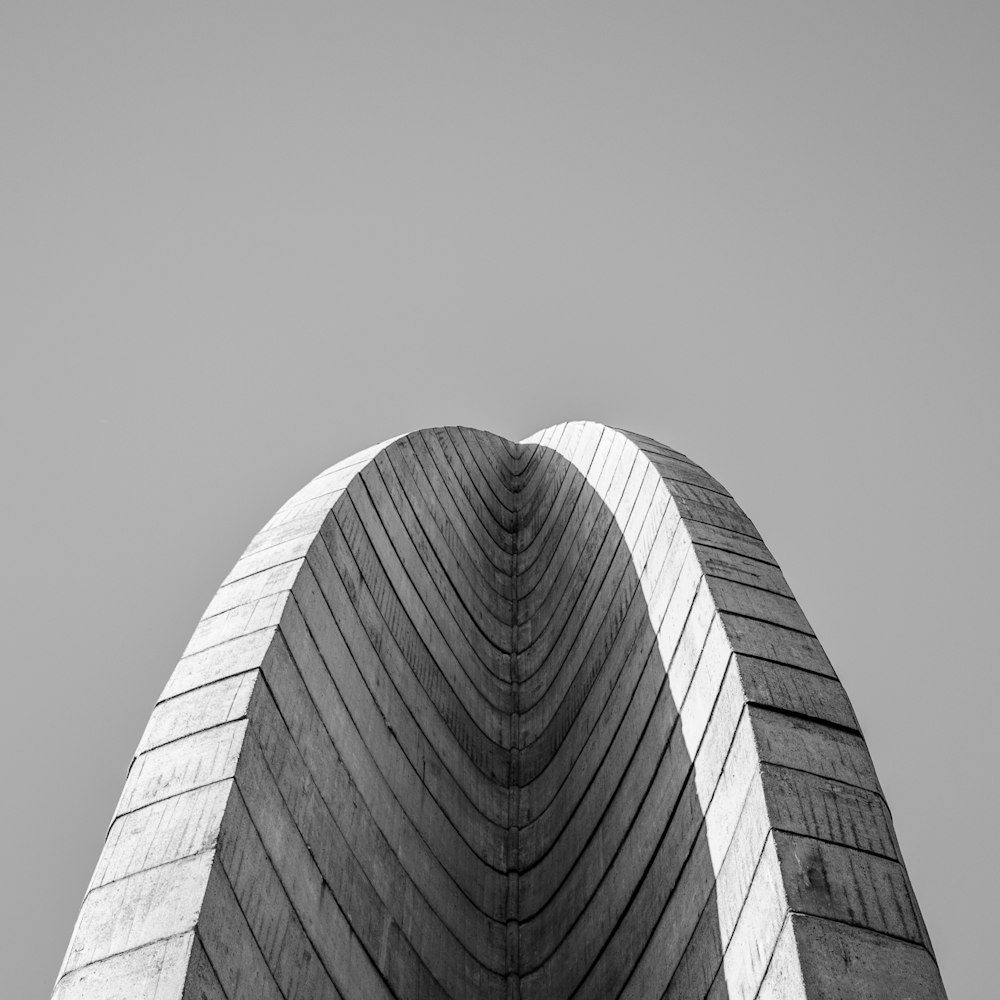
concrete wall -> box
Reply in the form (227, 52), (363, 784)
(51, 422), (947, 1000)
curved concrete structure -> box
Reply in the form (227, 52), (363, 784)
(53, 423), (947, 1000)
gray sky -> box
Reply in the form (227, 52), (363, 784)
(2, 5), (995, 997)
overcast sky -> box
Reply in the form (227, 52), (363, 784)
(2, 5), (996, 997)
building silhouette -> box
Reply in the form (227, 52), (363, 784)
(52, 423), (947, 999)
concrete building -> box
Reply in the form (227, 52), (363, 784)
(52, 423), (948, 999)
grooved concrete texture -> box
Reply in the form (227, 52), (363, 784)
(52, 423), (948, 1000)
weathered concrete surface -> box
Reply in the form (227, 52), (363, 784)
(52, 423), (947, 1000)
